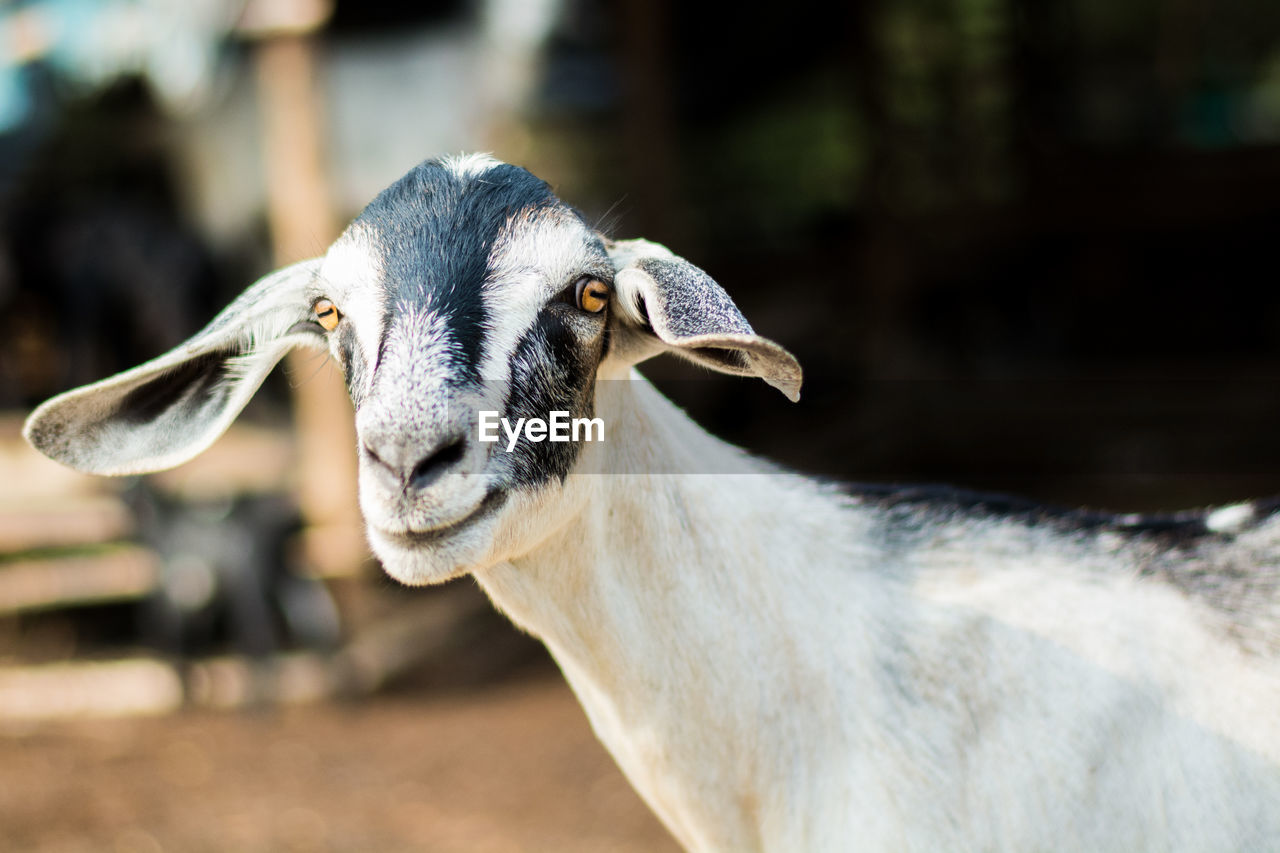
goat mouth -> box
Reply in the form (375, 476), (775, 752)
(377, 490), (507, 547)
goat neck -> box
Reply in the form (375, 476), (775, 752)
(474, 371), (878, 851)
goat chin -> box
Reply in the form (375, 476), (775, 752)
(365, 517), (496, 586)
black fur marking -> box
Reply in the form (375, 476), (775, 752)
(845, 481), (1275, 546)
(374, 308), (395, 373)
(119, 350), (234, 425)
(850, 481), (1280, 656)
(599, 320), (612, 361)
(498, 309), (601, 489)
(335, 324), (367, 408)
(353, 159), (557, 381)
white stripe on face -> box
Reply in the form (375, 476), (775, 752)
(320, 222), (390, 399)
(371, 300), (457, 408)
(479, 208), (607, 384)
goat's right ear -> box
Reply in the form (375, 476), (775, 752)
(606, 238), (803, 401)
(23, 258), (327, 476)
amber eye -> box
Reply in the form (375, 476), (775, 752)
(313, 298), (341, 331)
(575, 277), (610, 314)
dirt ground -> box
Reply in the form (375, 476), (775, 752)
(0, 671), (681, 853)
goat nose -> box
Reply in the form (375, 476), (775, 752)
(362, 434), (468, 493)
(407, 436), (467, 491)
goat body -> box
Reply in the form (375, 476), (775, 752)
(23, 155), (1280, 852)
(479, 377), (1280, 851)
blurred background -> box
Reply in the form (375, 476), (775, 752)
(3, 0), (1280, 849)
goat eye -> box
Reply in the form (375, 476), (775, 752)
(575, 277), (610, 314)
(313, 298), (342, 331)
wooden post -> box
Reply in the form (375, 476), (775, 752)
(241, 0), (366, 578)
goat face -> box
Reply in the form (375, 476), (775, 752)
(319, 155), (616, 582)
(23, 154), (801, 585)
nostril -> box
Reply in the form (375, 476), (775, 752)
(362, 443), (396, 474)
(408, 437), (467, 491)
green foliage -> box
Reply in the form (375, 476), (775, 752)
(693, 75), (864, 243)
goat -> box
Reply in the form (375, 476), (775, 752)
(23, 154), (1280, 851)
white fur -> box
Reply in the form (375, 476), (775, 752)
(479, 207), (607, 384)
(608, 237), (674, 327)
(1206, 502), (1255, 533)
(472, 375), (1280, 852)
(318, 221), (389, 395)
(442, 151), (503, 179)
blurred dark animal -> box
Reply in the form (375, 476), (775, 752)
(128, 483), (340, 660)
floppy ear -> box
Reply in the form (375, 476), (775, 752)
(607, 238), (803, 401)
(24, 258), (327, 475)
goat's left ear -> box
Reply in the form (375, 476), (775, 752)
(607, 238), (803, 401)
